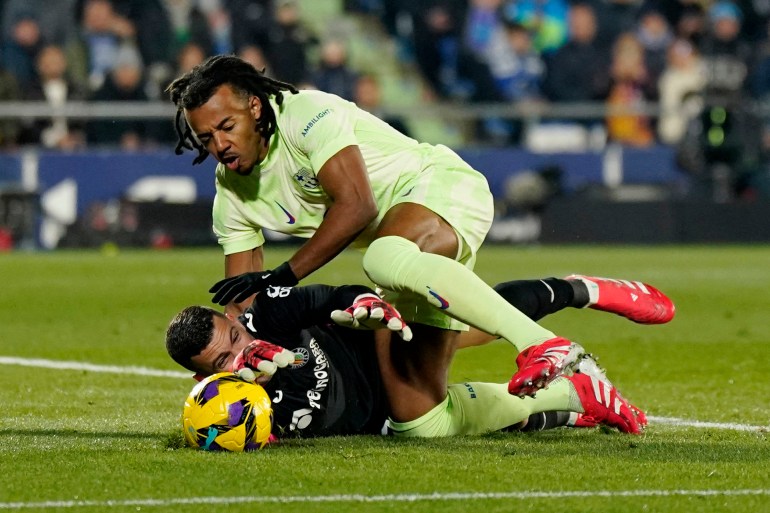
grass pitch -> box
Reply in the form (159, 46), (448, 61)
(1, 245), (768, 513)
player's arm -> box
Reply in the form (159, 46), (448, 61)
(222, 247), (264, 316)
(247, 284), (374, 340)
(286, 145), (377, 280)
(209, 146), (378, 306)
(248, 284), (410, 341)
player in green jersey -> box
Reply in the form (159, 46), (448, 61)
(166, 55), (672, 428)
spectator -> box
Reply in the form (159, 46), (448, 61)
(311, 39), (358, 100)
(175, 41), (206, 76)
(2, 11), (44, 90)
(494, 20), (545, 102)
(2, 0), (77, 48)
(751, 17), (770, 100)
(605, 32), (655, 146)
(542, 2), (609, 103)
(400, 0), (467, 97)
(636, 8), (673, 91)
(464, 0), (532, 100)
(0, 65), (21, 148)
(593, 0), (643, 51)
(18, 45), (87, 149)
(700, 1), (753, 96)
(225, 0), (271, 53)
(67, 0), (138, 91)
(264, 0), (314, 84)
(353, 73), (411, 137)
(108, 0), (173, 70)
(237, 44), (270, 75)
(674, 3), (707, 47)
(162, 0), (214, 56)
(464, 0), (505, 60)
(658, 38), (706, 145)
(86, 43), (149, 149)
(500, 0), (568, 54)
(197, 0), (232, 55)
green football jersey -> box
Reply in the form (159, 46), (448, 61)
(212, 89), (492, 256)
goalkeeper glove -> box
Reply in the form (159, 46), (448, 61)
(231, 340), (295, 384)
(330, 293), (413, 341)
(210, 262), (298, 306)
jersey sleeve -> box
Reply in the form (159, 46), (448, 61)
(212, 173), (265, 254)
(280, 92), (359, 173)
(242, 284), (374, 341)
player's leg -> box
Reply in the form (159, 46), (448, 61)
(385, 355), (645, 437)
(364, 203), (559, 352)
(457, 276), (676, 348)
(458, 278), (581, 348)
(362, 151), (586, 397)
(374, 324), (459, 423)
(364, 204), (585, 397)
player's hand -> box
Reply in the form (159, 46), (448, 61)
(209, 262), (298, 306)
(330, 293), (413, 341)
(232, 340), (295, 385)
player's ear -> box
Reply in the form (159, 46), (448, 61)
(225, 312), (236, 321)
(249, 96), (261, 119)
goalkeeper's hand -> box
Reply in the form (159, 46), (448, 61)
(231, 340), (295, 384)
(209, 262), (298, 306)
(330, 293), (413, 341)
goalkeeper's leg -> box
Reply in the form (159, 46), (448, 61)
(388, 379), (581, 437)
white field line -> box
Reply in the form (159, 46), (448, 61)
(0, 356), (190, 379)
(1, 356), (768, 432)
(1, 489), (769, 509)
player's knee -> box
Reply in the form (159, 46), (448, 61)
(363, 236), (420, 287)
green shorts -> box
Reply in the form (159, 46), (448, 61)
(380, 144), (494, 331)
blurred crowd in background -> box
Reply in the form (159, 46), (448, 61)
(0, 0), (769, 160)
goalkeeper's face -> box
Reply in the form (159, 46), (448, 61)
(191, 314), (254, 375)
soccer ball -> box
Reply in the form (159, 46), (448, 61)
(182, 372), (272, 451)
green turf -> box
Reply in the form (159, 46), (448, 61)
(1, 245), (768, 512)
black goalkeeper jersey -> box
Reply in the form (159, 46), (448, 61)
(237, 284), (388, 438)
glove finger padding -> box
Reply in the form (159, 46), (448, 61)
(330, 308), (360, 329)
(331, 293), (413, 341)
(232, 340), (295, 384)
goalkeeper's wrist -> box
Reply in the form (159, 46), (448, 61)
(271, 261), (299, 286)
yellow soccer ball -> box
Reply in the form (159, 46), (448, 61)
(182, 372), (272, 451)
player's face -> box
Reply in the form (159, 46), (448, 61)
(184, 84), (267, 176)
(190, 314), (254, 375)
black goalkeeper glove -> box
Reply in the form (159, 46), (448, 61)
(209, 262), (298, 305)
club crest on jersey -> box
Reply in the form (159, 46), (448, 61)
(293, 168), (319, 190)
(290, 347), (310, 369)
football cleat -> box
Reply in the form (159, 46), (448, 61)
(565, 275), (675, 324)
(508, 337), (585, 397)
(567, 354), (645, 435)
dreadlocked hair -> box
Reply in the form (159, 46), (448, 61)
(166, 54), (299, 165)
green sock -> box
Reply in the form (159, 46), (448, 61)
(363, 236), (554, 351)
(389, 379), (579, 437)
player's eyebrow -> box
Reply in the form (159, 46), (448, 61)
(196, 117), (233, 140)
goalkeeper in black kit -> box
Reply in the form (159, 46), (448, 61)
(166, 276), (675, 439)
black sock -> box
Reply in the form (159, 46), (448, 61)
(567, 278), (591, 308)
(518, 411), (572, 432)
(493, 278), (575, 321)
